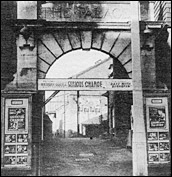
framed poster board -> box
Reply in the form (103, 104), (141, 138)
(148, 107), (166, 129)
(1, 94), (32, 169)
(145, 97), (170, 165)
(8, 108), (26, 131)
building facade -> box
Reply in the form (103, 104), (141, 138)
(1, 1), (171, 176)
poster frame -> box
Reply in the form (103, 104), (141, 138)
(144, 94), (171, 165)
(1, 93), (32, 170)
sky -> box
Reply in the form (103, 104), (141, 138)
(45, 49), (108, 98)
(46, 49), (108, 78)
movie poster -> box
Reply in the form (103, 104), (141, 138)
(148, 143), (159, 151)
(149, 107), (166, 128)
(16, 156), (28, 165)
(8, 108), (26, 131)
(148, 153), (159, 162)
(5, 134), (16, 143)
(159, 142), (170, 151)
(147, 132), (158, 141)
(159, 153), (170, 162)
(17, 134), (28, 143)
(4, 145), (16, 154)
(17, 145), (28, 154)
(4, 156), (16, 165)
(159, 132), (169, 140)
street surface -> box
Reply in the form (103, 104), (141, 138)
(41, 138), (133, 176)
(1, 137), (171, 176)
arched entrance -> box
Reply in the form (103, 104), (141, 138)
(37, 29), (132, 79)
(1, 1), (154, 176)
(43, 48), (132, 138)
(40, 48), (133, 176)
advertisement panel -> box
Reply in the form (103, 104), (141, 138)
(38, 78), (133, 91)
(146, 97), (170, 164)
(2, 96), (31, 169)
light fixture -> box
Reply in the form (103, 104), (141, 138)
(141, 25), (154, 51)
(143, 25), (153, 35)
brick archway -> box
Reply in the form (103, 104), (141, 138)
(37, 29), (132, 79)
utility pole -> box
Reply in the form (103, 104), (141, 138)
(131, 1), (148, 176)
(77, 91), (80, 137)
(64, 91), (66, 138)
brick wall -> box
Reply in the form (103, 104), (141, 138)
(1, 1), (17, 90)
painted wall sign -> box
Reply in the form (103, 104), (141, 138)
(38, 79), (133, 91)
(40, 2), (131, 22)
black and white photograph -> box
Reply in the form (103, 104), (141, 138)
(148, 143), (159, 151)
(17, 145), (28, 154)
(1, 1), (171, 176)
(16, 156), (28, 165)
(147, 132), (158, 141)
(148, 153), (159, 163)
(159, 153), (170, 162)
(159, 132), (169, 140)
(4, 156), (16, 165)
(4, 145), (16, 154)
(5, 134), (16, 143)
(17, 134), (28, 143)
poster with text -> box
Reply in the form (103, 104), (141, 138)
(149, 107), (166, 128)
(8, 108), (26, 131)
(17, 145), (28, 154)
(159, 142), (170, 151)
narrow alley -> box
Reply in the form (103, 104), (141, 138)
(41, 138), (133, 176)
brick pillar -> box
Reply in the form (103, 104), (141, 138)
(5, 30), (37, 91)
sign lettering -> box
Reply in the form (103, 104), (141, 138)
(38, 79), (132, 91)
(40, 2), (131, 22)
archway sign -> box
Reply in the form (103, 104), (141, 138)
(38, 78), (132, 91)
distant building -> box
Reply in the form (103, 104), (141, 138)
(46, 57), (113, 136)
